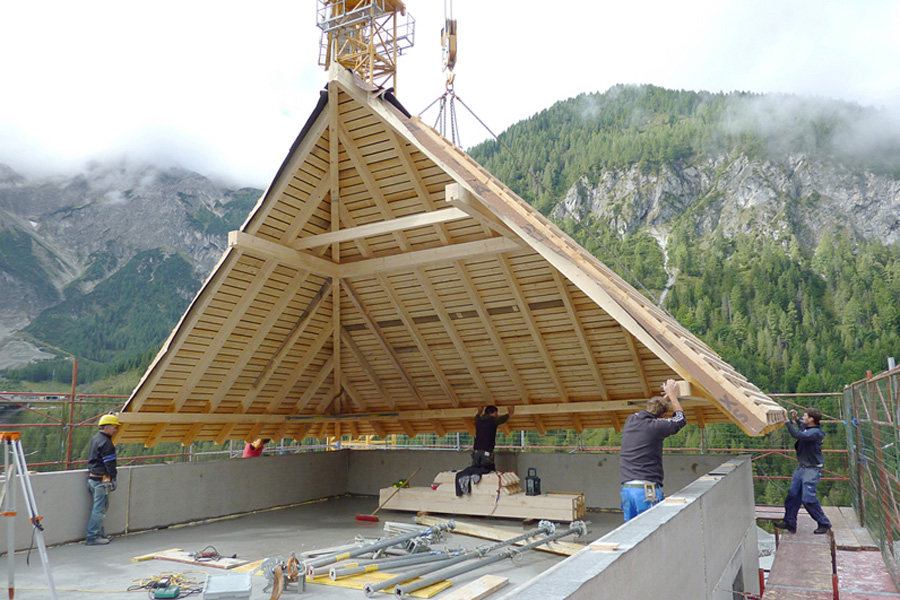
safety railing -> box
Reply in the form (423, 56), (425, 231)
(0, 389), (850, 507)
(844, 365), (900, 589)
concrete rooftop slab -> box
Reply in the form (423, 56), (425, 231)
(4, 495), (619, 600)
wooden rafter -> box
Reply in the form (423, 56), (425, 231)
(169, 258), (279, 411)
(341, 327), (397, 409)
(497, 254), (568, 402)
(295, 355), (335, 413)
(552, 269), (610, 401)
(343, 281), (426, 407)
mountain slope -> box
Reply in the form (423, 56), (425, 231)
(468, 85), (900, 392)
(2, 86), (900, 393)
(0, 161), (261, 373)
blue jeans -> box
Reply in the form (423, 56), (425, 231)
(86, 479), (109, 541)
(783, 466), (831, 529)
(621, 484), (664, 521)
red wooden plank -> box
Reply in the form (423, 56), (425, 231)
(837, 549), (900, 597)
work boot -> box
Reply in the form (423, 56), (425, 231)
(85, 537), (111, 546)
(814, 525), (831, 534)
(772, 520), (796, 533)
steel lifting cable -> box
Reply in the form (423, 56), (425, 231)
(450, 94), (664, 308)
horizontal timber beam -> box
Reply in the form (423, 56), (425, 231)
(229, 231), (340, 277)
(290, 207), (469, 250)
(119, 397), (711, 427)
(230, 231), (520, 281)
(340, 236), (522, 278)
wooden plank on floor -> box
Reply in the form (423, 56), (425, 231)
(824, 506), (858, 550)
(438, 575), (509, 600)
(131, 548), (183, 562)
(839, 506), (879, 551)
(308, 571), (451, 598)
(837, 549), (900, 598)
(756, 505), (783, 520)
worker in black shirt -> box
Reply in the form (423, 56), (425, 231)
(774, 408), (832, 534)
(471, 404), (514, 470)
(85, 414), (119, 546)
(619, 379), (686, 520)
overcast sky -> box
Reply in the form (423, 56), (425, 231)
(2, 0), (898, 188)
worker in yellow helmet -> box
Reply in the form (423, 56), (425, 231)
(85, 414), (119, 545)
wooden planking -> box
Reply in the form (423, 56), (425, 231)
(381, 486), (586, 521)
(436, 575), (508, 600)
(120, 68), (773, 445)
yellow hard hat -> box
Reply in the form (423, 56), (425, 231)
(98, 414), (120, 427)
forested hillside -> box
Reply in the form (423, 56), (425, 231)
(3, 85), (900, 400)
(469, 85), (900, 395)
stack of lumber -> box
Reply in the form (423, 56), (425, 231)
(378, 470), (586, 521)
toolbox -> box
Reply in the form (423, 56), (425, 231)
(203, 572), (251, 600)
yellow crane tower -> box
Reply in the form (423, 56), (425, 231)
(316, 0), (415, 92)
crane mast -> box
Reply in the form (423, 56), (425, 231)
(316, 0), (415, 92)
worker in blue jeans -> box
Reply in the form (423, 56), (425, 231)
(774, 408), (832, 534)
(619, 379), (687, 520)
(85, 414), (119, 545)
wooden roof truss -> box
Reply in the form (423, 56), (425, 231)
(118, 67), (786, 446)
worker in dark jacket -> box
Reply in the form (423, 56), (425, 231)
(471, 404), (514, 470)
(85, 414), (119, 545)
(774, 408), (832, 534)
(619, 379), (687, 520)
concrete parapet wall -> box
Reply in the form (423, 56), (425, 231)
(515, 452), (728, 508)
(1, 448), (733, 554)
(347, 449), (727, 509)
(0, 451), (349, 550)
(500, 456), (760, 600)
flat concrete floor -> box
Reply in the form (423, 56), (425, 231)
(2, 495), (622, 599)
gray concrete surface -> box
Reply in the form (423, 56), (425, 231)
(0, 449), (746, 600)
(1, 449), (730, 550)
(1, 495), (610, 600)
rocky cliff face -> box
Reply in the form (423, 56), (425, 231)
(553, 153), (900, 250)
(0, 161), (262, 368)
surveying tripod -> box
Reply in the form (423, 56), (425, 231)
(0, 432), (58, 599)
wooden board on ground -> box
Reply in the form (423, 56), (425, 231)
(384, 486), (585, 522)
(231, 558), (266, 574)
(823, 505), (858, 550)
(150, 549), (249, 570)
(836, 506), (879, 550)
(308, 572), (450, 597)
(131, 548), (183, 562)
(437, 575), (508, 600)
(414, 515), (585, 556)
(754, 505), (782, 521)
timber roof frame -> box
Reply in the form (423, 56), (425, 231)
(118, 65), (786, 446)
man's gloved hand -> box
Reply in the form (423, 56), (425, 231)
(109, 479), (117, 492)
